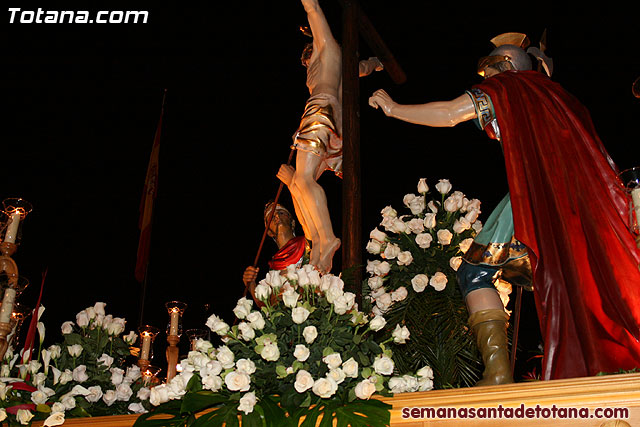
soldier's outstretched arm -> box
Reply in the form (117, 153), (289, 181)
(368, 89), (477, 128)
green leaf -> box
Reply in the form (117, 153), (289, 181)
(180, 391), (228, 414)
(259, 395), (291, 427)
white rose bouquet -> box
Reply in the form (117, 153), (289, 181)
(135, 264), (432, 427)
(365, 178), (488, 388)
(0, 303), (150, 426)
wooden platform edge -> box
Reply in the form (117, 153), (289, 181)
(30, 373), (640, 426)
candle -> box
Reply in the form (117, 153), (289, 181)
(4, 212), (20, 244)
(169, 308), (180, 336)
(140, 333), (152, 360)
(0, 287), (16, 324)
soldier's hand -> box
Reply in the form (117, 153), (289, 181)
(369, 89), (396, 117)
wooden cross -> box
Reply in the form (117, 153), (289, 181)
(339, 0), (405, 296)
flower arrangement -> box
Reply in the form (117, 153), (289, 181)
(135, 265), (434, 427)
(0, 303), (152, 426)
(364, 178), (503, 389)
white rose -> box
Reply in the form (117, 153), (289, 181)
(291, 307), (310, 324)
(137, 387), (151, 401)
(392, 324), (411, 344)
(423, 213), (437, 230)
(61, 321), (74, 335)
(110, 368), (125, 385)
(465, 208), (480, 223)
(472, 220), (483, 233)
(128, 403), (147, 414)
(418, 377), (434, 391)
(407, 218), (425, 234)
(396, 251), (413, 266)
(293, 345), (310, 362)
(333, 292), (355, 315)
(201, 360), (223, 377)
(30, 390), (48, 405)
(225, 371), (251, 392)
(415, 233), (433, 249)
(86, 385), (103, 403)
(236, 358), (256, 375)
(367, 276), (384, 291)
(238, 392), (257, 415)
(16, 409), (34, 425)
(449, 256), (463, 271)
(75, 310), (90, 328)
(59, 369), (73, 385)
(428, 200), (439, 213)
(232, 297), (253, 320)
(435, 179), (452, 194)
(416, 366), (434, 379)
(366, 260), (391, 276)
(43, 411), (65, 426)
(216, 346), (235, 369)
(149, 385), (170, 406)
(67, 344), (83, 358)
(408, 195), (426, 215)
(322, 353), (342, 370)
(48, 345), (62, 359)
(467, 198), (481, 212)
(294, 370), (314, 393)
(369, 227), (387, 243)
(282, 288), (299, 308)
(205, 314), (230, 336)
(123, 331), (137, 345)
(50, 402), (65, 413)
(388, 376), (408, 393)
(264, 270), (283, 289)
(437, 229), (453, 245)
(382, 242), (400, 259)
(366, 239), (382, 254)
(0, 408), (5, 422)
(390, 218), (408, 234)
(391, 287), (408, 302)
(260, 343), (280, 362)
(246, 311), (265, 330)
(72, 365), (89, 383)
(202, 374), (223, 391)
(411, 274), (429, 292)
(402, 374), (419, 392)
(459, 238), (474, 253)
(61, 394), (76, 410)
(380, 205), (397, 218)
(375, 292), (392, 312)
(107, 317), (126, 336)
(116, 383), (133, 401)
(430, 272), (448, 291)
(328, 368), (346, 385)
(97, 353), (114, 368)
(417, 178), (429, 194)
(302, 326), (318, 344)
(443, 196), (459, 212)
(238, 322), (255, 341)
(312, 377), (338, 398)
(254, 282), (272, 302)
(354, 379), (377, 400)
(453, 217), (471, 234)
(373, 355), (394, 376)
(342, 357), (359, 378)
(369, 315), (387, 332)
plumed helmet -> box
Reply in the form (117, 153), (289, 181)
(477, 32), (533, 76)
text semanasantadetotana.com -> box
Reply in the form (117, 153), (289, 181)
(402, 404), (630, 420)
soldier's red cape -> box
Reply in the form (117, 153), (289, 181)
(474, 70), (640, 380)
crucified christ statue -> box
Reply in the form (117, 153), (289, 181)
(277, 0), (382, 274)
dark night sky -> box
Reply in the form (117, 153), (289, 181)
(3, 3), (639, 365)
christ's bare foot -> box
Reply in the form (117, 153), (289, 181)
(316, 237), (341, 274)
